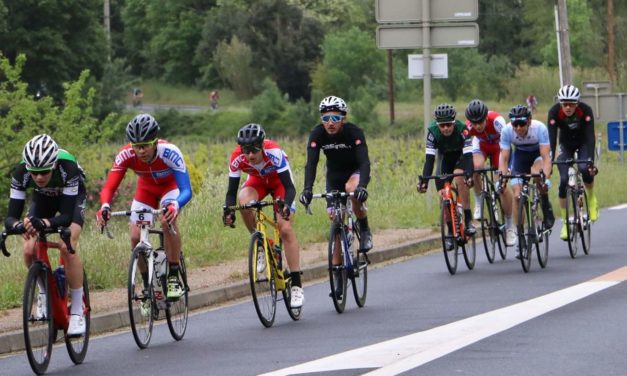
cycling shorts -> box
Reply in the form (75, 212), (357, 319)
(243, 174), (296, 212)
(326, 170), (359, 209)
(511, 149), (542, 186)
(472, 138), (500, 166)
(131, 188), (179, 224)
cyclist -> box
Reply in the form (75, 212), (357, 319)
(4, 134), (87, 336)
(222, 123), (304, 308)
(464, 99), (516, 246)
(95, 113), (192, 304)
(547, 85), (598, 241)
(417, 103), (475, 250)
(498, 105), (555, 234)
(299, 96), (373, 253)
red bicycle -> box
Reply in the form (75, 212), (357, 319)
(0, 224), (90, 375)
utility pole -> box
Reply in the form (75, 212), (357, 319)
(387, 50), (395, 125)
(555, 0), (573, 85)
(607, 0), (616, 85)
(104, 0), (111, 61)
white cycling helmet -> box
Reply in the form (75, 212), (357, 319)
(319, 96), (348, 115)
(557, 85), (580, 102)
(22, 134), (59, 171)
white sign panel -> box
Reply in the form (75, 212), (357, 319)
(377, 23), (479, 49)
(375, 0), (479, 23)
(408, 54), (448, 79)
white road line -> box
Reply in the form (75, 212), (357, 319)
(608, 203), (627, 210)
(260, 277), (624, 376)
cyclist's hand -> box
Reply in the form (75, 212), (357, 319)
(299, 189), (312, 206)
(96, 204), (111, 227)
(25, 216), (47, 236)
(437, 188), (448, 200)
(588, 165), (598, 176)
(279, 204), (291, 221)
(496, 175), (507, 193)
(464, 174), (474, 188)
(162, 202), (179, 224)
(539, 178), (551, 193)
(223, 207), (236, 227)
(354, 186), (368, 202)
(417, 177), (427, 193)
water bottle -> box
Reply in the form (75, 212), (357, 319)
(154, 249), (167, 278)
(568, 167), (576, 186)
(273, 244), (283, 270)
(54, 266), (66, 299)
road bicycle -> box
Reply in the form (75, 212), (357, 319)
(500, 173), (550, 272)
(225, 199), (302, 327)
(552, 158), (595, 258)
(475, 166), (507, 263)
(104, 208), (189, 348)
(306, 191), (369, 314)
(421, 173), (476, 275)
(1, 225), (90, 375)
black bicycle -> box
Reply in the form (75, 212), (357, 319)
(475, 167), (507, 262)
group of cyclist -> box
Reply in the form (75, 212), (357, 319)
(3, 85), (598, 335)
(418, 84), (598, 251)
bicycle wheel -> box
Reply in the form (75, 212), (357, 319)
(491, 190), (507, 260)
(248, 232), (276, 327)
(440, 201), (458, 275)
(518, 197), (532, 273)
(66, 270), (90, 364)
(351, 234), (368, 308)
(281, 272), (302, 321)
(166, 254), (188, 340)
(565, 188), (579, 258)
(462, 232), (476, 270)
(480, 192), (496, 264)
(579, 189), (591, 255)
(128, 248), (154, 349)
(534, 201), (549, 269)
(328, 224), (347, 313)
(23, 264), (54, 375)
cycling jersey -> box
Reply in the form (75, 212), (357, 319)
(547, 101), (595, 162)
(303, 123), (371, 190)
(100, 140), (192, 209)
(466, 111), (506, 166)
(225, 139), (296, 208)
(422, 120), (473, 179)
(500, 119), (550, 153)
(6, 150), (86, 229)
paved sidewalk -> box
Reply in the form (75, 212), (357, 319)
(0, 231), (440, 355)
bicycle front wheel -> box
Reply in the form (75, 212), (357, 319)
(535, 202), (549, 269)
(248, 232), (276, 327)
(23, 263), (54, 375)
(580, 189), (591, 255)
(328, 224), (347, 313)
(440, 201), (458, 275)
(518, 197), (532, 273)
(128, 248), (154, 349)
(565, 188), (579, 259)
(462, 232), (476, 270)
(166, 254), (189, 340)
(282, 273), (302, 321)
(480, 192), (496, 263)
(351, 249), (368, 308)
(66, 270), (90, 364)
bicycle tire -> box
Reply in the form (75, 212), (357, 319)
(248, 232), (276, 327)
(128, 248), (154, 349)
(534, 199), (549, 269)
(328, 224), (347, 313)
(492, 190), (507, 260)
(480, 191), (496, 264)
(166, 254), (189, 340)
(518, 196), (532, 273)
(565, 188), (579, 259)
(23, 264), (54, 375)
(65, 270), (90, 364)
(351, 245), (368, 308)
(440, 200), (458, 275)
(580, 189), (591, 255)
(462, 232), (476, 270)
(282, 273), (302, 321)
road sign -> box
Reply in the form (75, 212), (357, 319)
(608, 121), (627, 151)
(376, 23), (479, 49)
(408, 54), (448, 79)
(375, 0), (478, 23)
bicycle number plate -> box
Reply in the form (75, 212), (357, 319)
(131, 211), (154, 225)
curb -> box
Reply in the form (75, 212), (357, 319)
(0, 234), (440, 355)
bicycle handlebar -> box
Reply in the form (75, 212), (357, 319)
(499, 172), (544, 180)
(420, 172), (469, 181)
(103, 208), (176, 238)
(223, 199), (286, 227)
(473, 166), (499, 173)
(304, 191), (355, 215)
(1, 225), (73, 257)
(552, 158), (594, 166)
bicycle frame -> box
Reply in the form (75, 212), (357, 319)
(319, 191), (357, 274)
(422, 173), (467, 242)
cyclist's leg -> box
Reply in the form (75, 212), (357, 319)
(159, 189), (187, 299)
(577, 147), (598, 220)
(239, 175), (265, 233)
(472, 140), (486, 219)
(530, 155), (554, 228)
(345, 173), (373, 251)
(556, 146), (572, 237)
(452, 151), (473, 234)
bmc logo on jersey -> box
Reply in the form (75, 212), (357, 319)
(115, 148), (135, 165)
(163, 148), (183, 167)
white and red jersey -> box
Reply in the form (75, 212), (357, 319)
(228, 139), (291, 179)
(465, 111), (506, 145)
(100, 140), (192, 208)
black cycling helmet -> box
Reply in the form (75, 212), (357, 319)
(126, 113), (160, 142)
(509, 105), (531, 124)
(465, 99), (488, 123)
(434, 103), (456, 123)
(237, 123), (265, 146)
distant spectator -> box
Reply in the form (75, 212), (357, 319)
(132, 87), (143, 107)
(209, 90), (220, 111)
(526, 95), (538, 113)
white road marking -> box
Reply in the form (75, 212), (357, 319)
(608, 203), (627, 210)
(260, 267), (627, 376)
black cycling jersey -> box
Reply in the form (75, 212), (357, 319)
(547, 101), (595, 162)
(5, 150), (87, 229)
(303, 122), (371, 190)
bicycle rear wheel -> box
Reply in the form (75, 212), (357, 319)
(518, 197), (532, 273)
(480, 192), (496, 264)
(329, 224), (348, 313)
(166, 254), (189, 340)
(565, 188), (579, 259)
(128, 248), (154, 349)
(66, 270), (90, 364)
(580, 189), (591, 255)
(248, 232), (276, 327)
(462, 233), (476, 270)
(440, 201), (458, 275)
(282, 272), (302, 321)
(23, 264), (54, 375)
(493, 192), (507, 260)
(534, 202), (549, 269)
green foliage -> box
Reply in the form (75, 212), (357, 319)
(95, 58), (137, 119)
(214, 36), (260, 99)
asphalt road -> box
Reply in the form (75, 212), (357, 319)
(2, 205), (626, 375)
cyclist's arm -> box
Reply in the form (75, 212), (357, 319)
(582, 104), (596, 163)
(498, 148), (511, 177)
(5, 168), (27, 229)
(422, 129), (437, 177)
(225, 176), (240, 207)
(48, 194), (77, 228)
(5, 198), (25, 229)
(354, 137), (371, 188)
(461, 133), (473, 175)
(173, 169), (192, 208)
(303, 133), (321, 190)
(277, 170), (296, 207)
(498, 126), (513, 176)
(540, 144), (552, 178)
(547, 106), (559, 162)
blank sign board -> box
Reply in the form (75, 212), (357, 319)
(377, 23), (479, 49)
(375, 0), (478, 23)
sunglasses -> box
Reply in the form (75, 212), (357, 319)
(28, 169), (52, 176)
(560, 102), (578, 108)
(321, 114), (344, 123)
(512, 122), (528, 128)
(130, 139), (157, 148)
(437, 122), (454, 128)
(241, 145), (262, 154)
